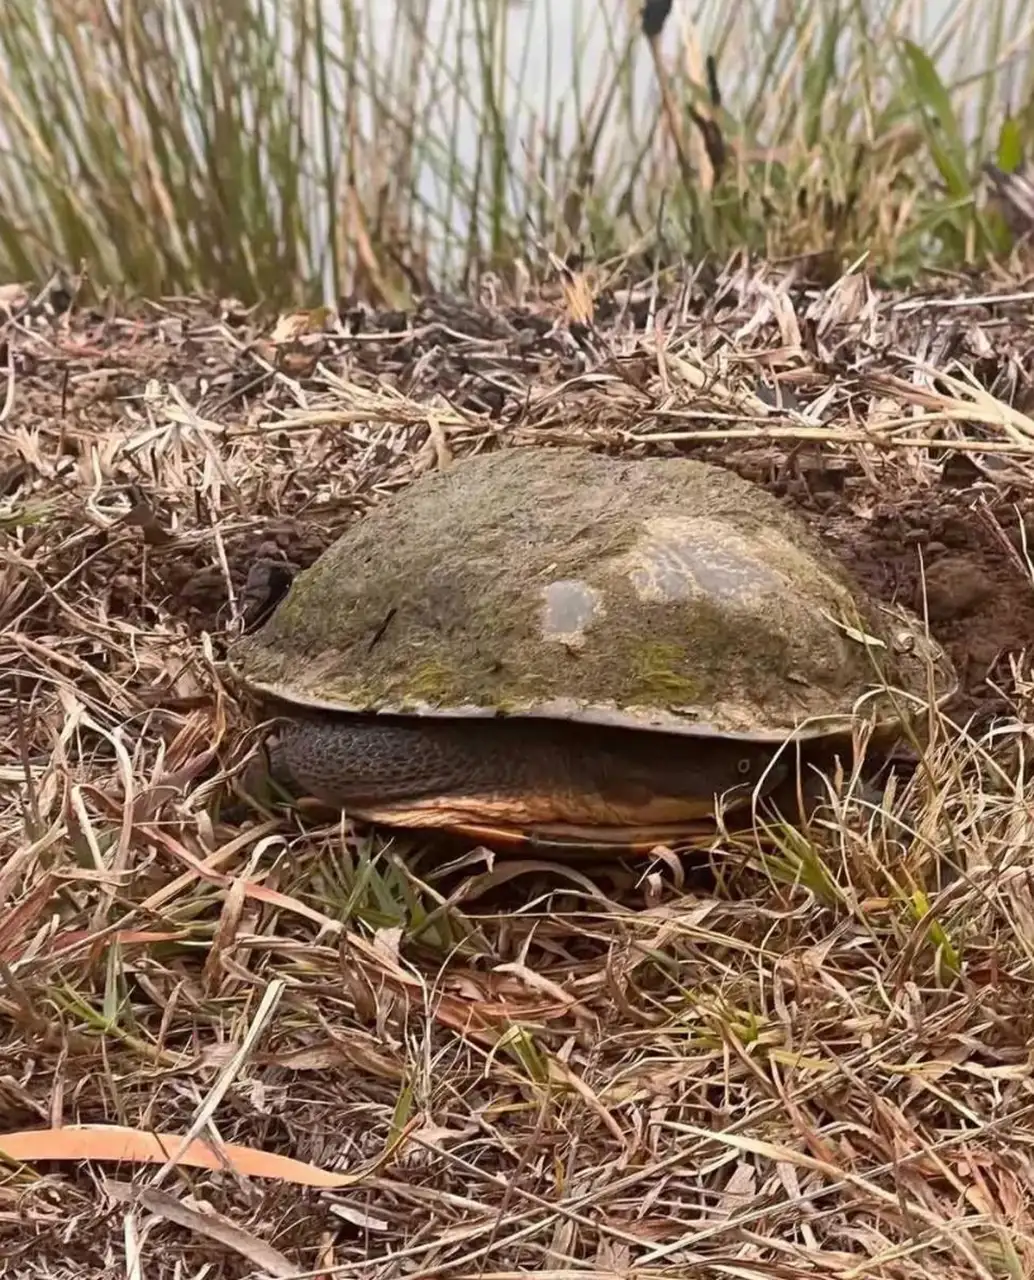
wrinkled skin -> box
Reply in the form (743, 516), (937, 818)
(243, 706), (793, 841)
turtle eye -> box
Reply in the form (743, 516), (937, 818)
(737, 757), (753, 776)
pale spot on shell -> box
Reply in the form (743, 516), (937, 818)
(623, 517), (783, 603)
(541, 579), (605, 648)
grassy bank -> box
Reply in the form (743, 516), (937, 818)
(0, 0), (1032, 307)
(3, 269), (1034, 1277)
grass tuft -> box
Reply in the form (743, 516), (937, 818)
(0, 0), (1033, 305)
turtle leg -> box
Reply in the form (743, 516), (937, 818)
(232, 717), (509, 817)
(236, 722), (416, 814)
(273, 714), (526, 807)
(234, 735), (307, 812)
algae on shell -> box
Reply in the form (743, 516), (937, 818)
(229, 447), (956, 740)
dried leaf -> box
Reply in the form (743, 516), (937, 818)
(0, 1124), (371, 1187)
(106, 1181), (298, 1278)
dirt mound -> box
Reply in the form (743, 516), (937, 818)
(820, 487), (1033, 720)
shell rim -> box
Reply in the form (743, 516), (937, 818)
(227, 660), (959, 747)
(227, 593), (960, 746)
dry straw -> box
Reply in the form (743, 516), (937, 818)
(2, 255), (1034, 1277)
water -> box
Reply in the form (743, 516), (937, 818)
(312, 0), (1029, 290)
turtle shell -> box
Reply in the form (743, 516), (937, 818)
(229, 448), (957, 741)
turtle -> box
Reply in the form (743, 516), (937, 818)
(227, 447), (957, 851)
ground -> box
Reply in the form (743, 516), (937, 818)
(2, 264), (1034, 1279)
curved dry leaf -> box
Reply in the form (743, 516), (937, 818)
(0, 1124), (363, 1188)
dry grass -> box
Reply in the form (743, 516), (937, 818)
(3, 256), (1034, 1278)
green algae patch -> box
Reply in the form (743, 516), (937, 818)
(630, 641), (707, 704)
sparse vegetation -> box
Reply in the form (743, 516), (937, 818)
(4, 265), (1034, 1276)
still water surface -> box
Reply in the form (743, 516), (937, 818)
(296, 0), (1028, 286)
(351, 0), (1022, 169)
